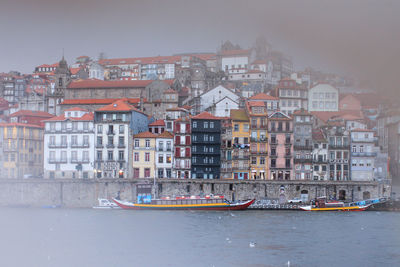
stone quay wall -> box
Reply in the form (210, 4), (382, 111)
(0, 178), (391, 208)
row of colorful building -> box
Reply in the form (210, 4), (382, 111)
(0, 95), (391, 182)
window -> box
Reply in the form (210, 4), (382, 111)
(192, 121), (197, 128)
(244, 124), (249, 131)
(83, 122), (89, 131)
(71, 135), (77, 146)
(166, 154), (172, 163)
(134, 139), (139, 148)
(97, 151), (102, 161)
(158, 154), (163, 163)
(145, 152), (150, 162)
(134, 152), (139, 161)
(251, 157), (257, 164)
(61, 135), (67, 146)
(108, 151), (113, 161)
(97, 136), (103, 146)
(97, 125), (103, 133)
(204, 122), (208, 128)
(119, 125), (124, 134)
(271, 159), (276, 168)
(71, 151), (77, 161)
(210, 122), (214, 128)
(49, 136), (55, 145)
(145, 139), (150, 148)
(260, 157), (265, 165)
(119, 136), (124, 146)
(158, 169), (164, 178)
(83, 135), (89, 146)
(83, 151), (89, 161)
(118, 151), (124, 161)
(144, 168), (150, 178)
(234, 124), (239, 132)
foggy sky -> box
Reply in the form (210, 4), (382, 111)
(1, 0), (399, 96)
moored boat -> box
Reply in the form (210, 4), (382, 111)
(112, 195), (255, 210)
(93, 198), (121, 209)
(300, 197), (371, 211)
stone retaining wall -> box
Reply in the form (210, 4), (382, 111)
(0, 178), (391, 208)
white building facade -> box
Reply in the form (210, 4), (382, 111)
(350, 129), (376, 181)
(308, 83), (339, 112)
(155, 132), (174, 178)
(44, 108), (95, 179)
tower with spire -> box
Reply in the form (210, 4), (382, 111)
(48, 55), (71, 115)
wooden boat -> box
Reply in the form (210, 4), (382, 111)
(299, 197), (371, 211)
(112, 195), (255, 210)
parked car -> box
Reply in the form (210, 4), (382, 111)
(288, 198), (303, 204)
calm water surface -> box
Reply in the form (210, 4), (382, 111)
(0, 208), (399, 267)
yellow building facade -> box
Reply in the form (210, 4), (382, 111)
(246, 102), (269, 180)
(231, 110), (250, 179)
(0, 123), (44, 178)
(133, 131), (157, 178)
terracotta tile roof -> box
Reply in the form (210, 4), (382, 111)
(36, 63), (59, 69)
(164, 88), (177, 94)
(68, 79), (153, 89)
(60, 98), (143, 105)
(249, 93), (278, 101)
(134, 131), (157, 138)
(43, 112), (94, 122)
(9, 110), (53, 118)
(64, 107), (89, 112)
(251, 60), (267, 64)
(293, 109), (312, 115)
(0, 122), (43, 129)
(70, 68), (82, 75)
(311, 111), (363, 123)
(149, 119), (165, 127)
(96, 99), (136, 112)
(182, 105), (192, 110)
(0, 98), (9, 106)
(312, 130), (326, 141)
(192, 111), (221, 120)
(77, 55), (89, 59)
(191, 53), (217, 61)
(157, 131), (174, 138)
(220, 49), (250, 57)
(230, 109), (249, 121)
(248, 101), (265, 107)
(99, 56), (182, 66)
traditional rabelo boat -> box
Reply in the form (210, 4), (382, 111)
(299, 197), (371, 211)
(112, 195), (255, 210)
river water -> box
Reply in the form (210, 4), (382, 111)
(0, 208), (399, 267)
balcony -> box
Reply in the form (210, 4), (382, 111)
(107, 131), (115, 135)
(48, 143), (68, 148)
(329, 144), (350, 150)
(284, 153), (292, 157)
(232, 154), (250, 160)
(294, 158), (313, 164)
(106, 143), (115, 148)
(2, 146), (17, 152)
(118, 143), (126, 148)
(260, 137), (268, 142)
(221, 167), (233, 172)
(70, 159), (90, 164)
(351, 152), (377, 157)
(166, 147), (172, 152)
(293, 145), (313, 151)
(250, 150), (268, 155)
(48, 158), (67, 164)
(313, 158), (328, 163)
(71, 143), (90, 148)
(96, 143), (103, 148)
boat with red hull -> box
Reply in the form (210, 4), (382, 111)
(112, 196), (255, 211)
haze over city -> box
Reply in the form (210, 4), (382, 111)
(1, 0), (399, 96)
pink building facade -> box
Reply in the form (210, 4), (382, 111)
(268, 111), (294, 180)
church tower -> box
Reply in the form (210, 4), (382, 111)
(48, 56), (71, 115)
